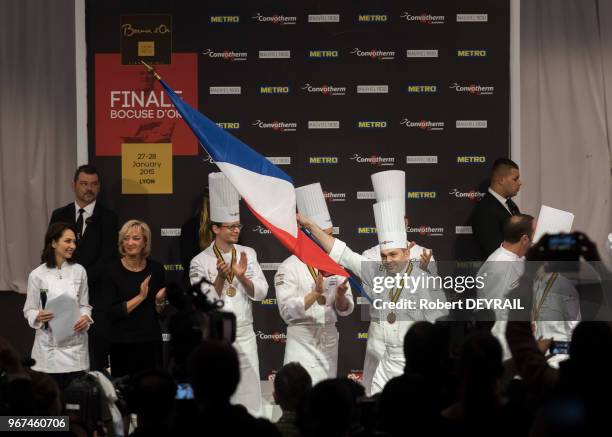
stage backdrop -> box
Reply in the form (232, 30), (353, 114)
(86, 0), (509, 383)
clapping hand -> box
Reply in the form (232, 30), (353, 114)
(232, 252), (248, 278)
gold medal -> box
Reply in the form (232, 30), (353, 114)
(387, 312), (397, 324)
(227, 286), (236, 297)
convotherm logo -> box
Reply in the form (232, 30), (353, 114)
(349, 154), (395, 166)
(201, 49), (247, 61)
(259, 85), (290, 95)
(252, 225), (272, 235)
(301, 83), (346, 95)
(252, 120), (297, 132)
(350, 48), (395, 60)
(400, 119), (444, 131)
(308, 50), (339, 59)
(449, 188), (486, 201)
(457, 49), (487, 57)
(357, 121), (387, 129)
(256, 331), (287, 343)
(209, 15), (240, 24)
(216, 122), (240, 130)
(251, 13), (297, 25)
(457, 155), (487, 164)
(399, 12), (445, 24)
(323, 191), (347, 202)
(358, 14), (388, 22)
(309, 156), (338, 164)
(449, 82), (494, 95)
(407, 226), (445, 236)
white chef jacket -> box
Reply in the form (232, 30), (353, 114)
(23, 262), (92, 373)
(330, 238), (446, 394)
(360, 242), (438, 395)
(477, 244), (525, 360)
(275, 255), (354, 384)
(189, 242), (268, 327)
(533, 272), (581, 368)
(189, 242), (268, 416)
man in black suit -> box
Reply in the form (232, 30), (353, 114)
(472, 158), (522, 260)
(49, 164), (118, 370)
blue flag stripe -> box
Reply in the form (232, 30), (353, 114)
(160, 80), (293, 184)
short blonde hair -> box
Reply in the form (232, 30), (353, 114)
(118, 219), (152, 258)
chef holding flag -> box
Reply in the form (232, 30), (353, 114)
(275, 183), (354, 384)
(359, 170), (437, 395)
(298, 197), (447, 394)
(190, 172), (269, 416)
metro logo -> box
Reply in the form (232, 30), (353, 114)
(259, 86), (290, 94)
(210, 16), (239, 23)
(358, 227), (377, 234)
(407, 191), (437, 199)
(457, 156), (486, 163)
(358, 15), (387, 22)
(357, 121), (387, 128)
(457, 50), (487, 57)
(309, 50), (339, 58)
(216, 122), (240, 130)
(407, 85), (437, 93)
(309, 157), (338, 164)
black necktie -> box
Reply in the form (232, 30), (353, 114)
(76, 208), (85, 240)
(506, 199), (520, 216)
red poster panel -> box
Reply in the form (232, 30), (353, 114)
(95, 53), (198, 156)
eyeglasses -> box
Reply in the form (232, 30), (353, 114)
(220, 224), (243, 231)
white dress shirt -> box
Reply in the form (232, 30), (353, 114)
(488, 187), (511, 214)
(74, 200), (95, 235)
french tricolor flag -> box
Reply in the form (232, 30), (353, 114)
(159, 79), (349, 277)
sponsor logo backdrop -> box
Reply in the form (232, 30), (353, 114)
(86, 0), (509, 381)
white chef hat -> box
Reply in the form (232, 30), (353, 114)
(295, 182), (333, 230)
(371, 170), (406, 214)
(208, 172), (240, 223)
(373, 201), (407, 250)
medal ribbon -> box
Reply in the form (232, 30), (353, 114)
(531, 272), (558, 321)
(213, 244), (237, 288)
(388, 262), (413, 304)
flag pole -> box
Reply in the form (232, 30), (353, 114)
(140, 60), (162, 81)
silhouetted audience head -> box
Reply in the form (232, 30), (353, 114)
(403, 321), (447, 377)
(296, 379), (354, 437)
(129, 369), (177, 426)
(188, 340), (239, 405)
(273, 362), (312, 412)
(380, 373), (438, 436)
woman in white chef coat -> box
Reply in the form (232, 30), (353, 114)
(23, 222), (93, 389)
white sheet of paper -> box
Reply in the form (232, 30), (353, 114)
(533, 205), (575, 243)
(46, 294), (80, 344)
